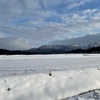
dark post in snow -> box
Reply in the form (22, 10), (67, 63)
(49, 71), (52, 76)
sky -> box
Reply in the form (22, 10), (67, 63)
(0, 0), (100, 50)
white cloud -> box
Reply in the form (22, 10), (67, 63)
(0, 0), (100, 49)
(0, 37), (31, 50)
(67, 0), (94, 9)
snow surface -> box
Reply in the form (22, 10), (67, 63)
(66, 89), (100, 100)
(0, 54), (100, 76)
(0, 54), (100, 100)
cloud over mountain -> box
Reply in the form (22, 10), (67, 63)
(0, 0), (100, 49)
(50, 33), (100, 45)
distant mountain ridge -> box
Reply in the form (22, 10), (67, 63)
(29, 44), (80, 54)
(0, 42), (100, 55)
(0, 33), (100, 55)
(28, 42), (100, 54)
(0, 49), (28, 55)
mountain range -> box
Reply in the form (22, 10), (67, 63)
(0, 42), (100, 55)
(28, 42), (100, 54)
(0, 33), (100, 55)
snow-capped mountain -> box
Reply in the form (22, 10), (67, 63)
(29, 42), (100, 54)
(0, 33), (100, 55)
(38, 42), (100, 51)
(81, 42), (100, 50)
(0, 42), (100, 55)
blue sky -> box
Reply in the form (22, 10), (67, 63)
(0, 0), (100, 50)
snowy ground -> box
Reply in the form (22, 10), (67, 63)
(0, 54), (100, 100)
(0, 54), (100, 76)
(66, 89), (100, 100)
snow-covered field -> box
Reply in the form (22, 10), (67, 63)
(0, 54), (100, 100)
(0, 54), (100, 76)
